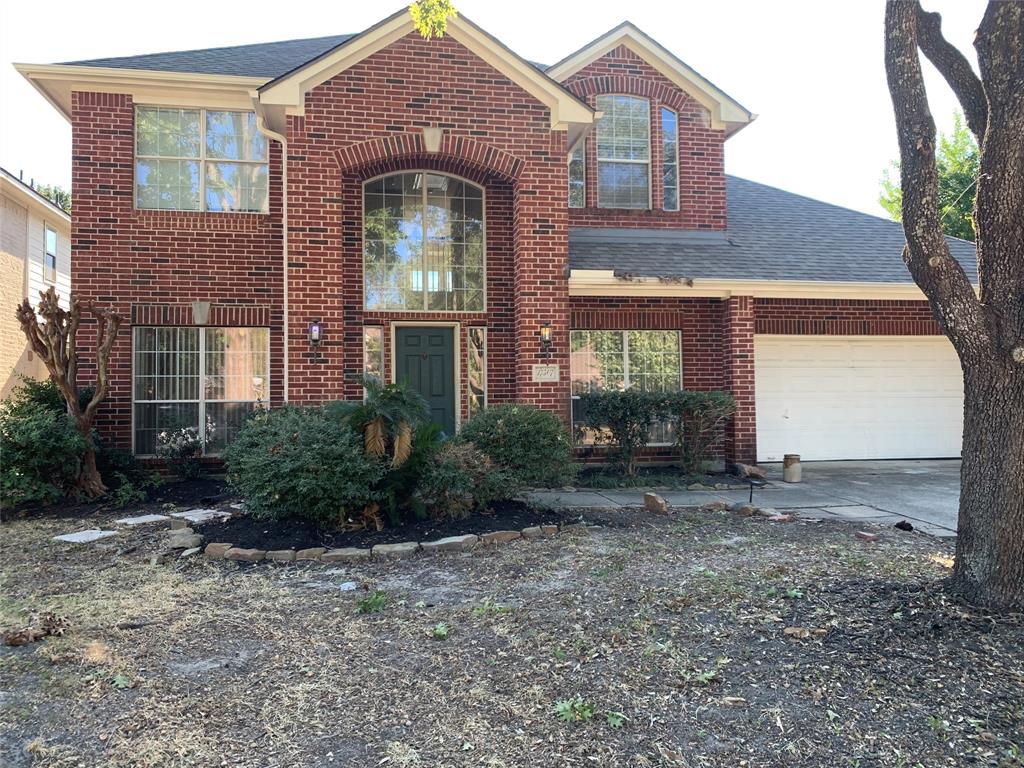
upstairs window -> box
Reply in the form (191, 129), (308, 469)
(364, 172), (485, 312)
(43, 225), (57, 283)
(135, 107), (269, 213)
(596, 95), (650, 209)
(568, 140), (586, 208)
(661, 107), (679, 211)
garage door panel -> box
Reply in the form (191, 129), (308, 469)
(755, 336), (963, 462)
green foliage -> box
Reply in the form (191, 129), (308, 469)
(409, 0), (458, 39)
(357, 590), (387, 614)
(2, 376), (92, 418)
(155, 426), (203, 479)
(605, 711), (626, 728)
(472, 598), (509, 617)
(662, 390), (737, 474)
(554, 696), (596, 724)
(110, 472), (149, 506)
(418, 442), (511, 520)
(574, 389), (665, 475)
(223, 406), (385, 523)
(432, 622), (450, 640)
(458, 403), (577, 488)
(880, 111), (978, 241)
(33, 183), (72, 213)
(0, 386), (85, 506)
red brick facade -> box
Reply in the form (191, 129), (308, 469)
(65, 27), (937, 465)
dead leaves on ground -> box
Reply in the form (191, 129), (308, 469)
(2, 612), (69, 646)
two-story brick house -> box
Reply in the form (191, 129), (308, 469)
(17, 9), (976, 463)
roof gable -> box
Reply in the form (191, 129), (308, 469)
(546, 22), (754, 136)
(258, 10), (593, 135)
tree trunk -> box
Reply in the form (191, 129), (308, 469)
(76, 444), (106, 498)
(954, 362), (1024, 609)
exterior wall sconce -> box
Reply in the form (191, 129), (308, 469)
(308, 320), (323, 346)
(538, 322), (553, 357)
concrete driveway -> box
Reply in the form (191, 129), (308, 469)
(531, 459), (961, 538)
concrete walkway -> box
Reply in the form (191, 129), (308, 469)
(530, 459), (960, 538)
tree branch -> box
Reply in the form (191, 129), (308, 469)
(884, 1), (989, 361)
(915, 4), (988, 140)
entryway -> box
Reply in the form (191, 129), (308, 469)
(394, 326), (456, 436)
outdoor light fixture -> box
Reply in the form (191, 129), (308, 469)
(538, 322), (553, 355)
(308, 321), (323, 346)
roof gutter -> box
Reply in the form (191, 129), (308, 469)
(251, 93), (289, 404)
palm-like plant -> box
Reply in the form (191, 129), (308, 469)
(328, 377), (430, 467)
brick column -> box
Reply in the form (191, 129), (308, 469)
(723, 295), (756, 463)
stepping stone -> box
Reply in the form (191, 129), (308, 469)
(170, 508), (231, 524)
(54, 529), (118, 543)
(115, 513), (170, 526)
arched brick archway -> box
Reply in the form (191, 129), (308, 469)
(334, 134), (524, 183)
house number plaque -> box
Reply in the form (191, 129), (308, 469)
(531, 364), (560, 383)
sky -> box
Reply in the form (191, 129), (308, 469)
(0, 0), (986, 217)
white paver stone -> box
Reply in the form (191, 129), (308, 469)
(114, 514), (170, 525)
(53, 529), (118, 543)
(170, 508), (231, 524)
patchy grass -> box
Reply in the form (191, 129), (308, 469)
(1, 506), (1022, 767)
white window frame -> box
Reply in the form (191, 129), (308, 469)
(596, 94), (652, 210)
(43, 224), (57, 283)
(134, 106), (269, 213)
(661, 107), (680, 212)
(570, 329), (682, 447)
(568, 139), (586, 208)
(131, 326), (270, 457)
(362, 171), (487, 313)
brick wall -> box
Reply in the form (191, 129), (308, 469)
(561, 44), (726, 230)
(754, 298), (941, 335)
(70, 91), (284, 450)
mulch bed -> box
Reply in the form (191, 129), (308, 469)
(196, 499), (569, 550)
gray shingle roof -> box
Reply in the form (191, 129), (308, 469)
(570, 176), (978, 284)
(64, 34), (356, 78)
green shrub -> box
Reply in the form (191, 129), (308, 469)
(662, 391), (736, 474)
(418, 442), (511, 520)
(458, 404), (577, 488)
(0, 396), (85, 506)
(223, 406), (385, 523)
(574, 389), (666, 476)
(155, 426), (203, 479)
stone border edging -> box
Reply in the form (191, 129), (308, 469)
(201, 521), (584, 565)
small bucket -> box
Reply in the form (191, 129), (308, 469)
(783, 454), (802, 484)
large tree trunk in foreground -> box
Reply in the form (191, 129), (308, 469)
(885, 1), (1024, 609)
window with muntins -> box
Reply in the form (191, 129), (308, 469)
(568, 140), (586, 208)
(133, 326), (269, 455)
(661, 107), (679, 211)
(43, 225), (57, 283)
(364, 172), (485, 312)
(570, 330), (682, 444)
(596, 95), (651, 209)
(135, 107), (269, 212)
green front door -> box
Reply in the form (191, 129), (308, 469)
(395, 326), (456, 437)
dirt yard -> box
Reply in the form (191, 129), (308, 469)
(1, 502), (1021, 767)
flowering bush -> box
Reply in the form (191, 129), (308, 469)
(155, 426), (203, 479)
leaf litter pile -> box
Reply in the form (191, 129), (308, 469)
(1, 506), (1021, 767)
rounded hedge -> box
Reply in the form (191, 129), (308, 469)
(418, 442), (509, 520)
(223, 406), (385, 522)
(458, 404), (577, 488)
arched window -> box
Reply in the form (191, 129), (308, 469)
(363, 172), (485, 311)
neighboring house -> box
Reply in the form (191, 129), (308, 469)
(0, 167), (71, 399)
(16, 10), (976, 462)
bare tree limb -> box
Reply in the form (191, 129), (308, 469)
(915, 5), (988, 140)
(884, 0), (989, 363)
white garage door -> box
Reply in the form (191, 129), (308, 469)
(754, 336), (964, 462)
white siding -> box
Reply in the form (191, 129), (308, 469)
(25, 211), (71, 308)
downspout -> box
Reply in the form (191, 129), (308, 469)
(252, 95), (289, 403)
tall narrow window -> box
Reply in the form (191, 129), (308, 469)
(43, 225), (57, 283)
(363, 326), (384, 384)
(661, 107), (679, 211)
(568, 140), (586, 208)
(596, 95), (650, 209)
(135, 107), (268, 212)
(467, 327), (486, 418)
(364, 172), (484, 312)
(133, 326), (269, 455)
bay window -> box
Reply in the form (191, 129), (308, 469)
(133, 326), (269, 455)
(135, 107), (269, 213)
(364, 172), (485, 312)
(596, 95), (651, 209)
(570, 330), (682, 444)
